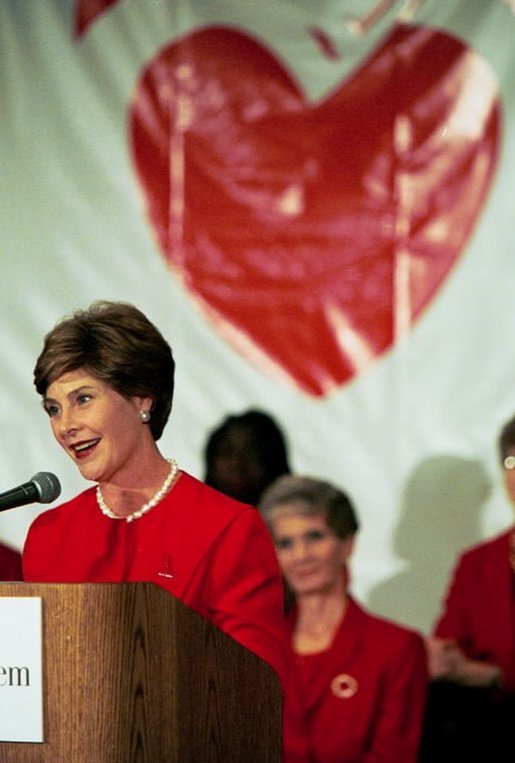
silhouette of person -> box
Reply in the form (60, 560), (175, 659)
(368, 455), (490, 633)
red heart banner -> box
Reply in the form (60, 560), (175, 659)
(74, 0), (118, 37)
(130, 23), (500, 396)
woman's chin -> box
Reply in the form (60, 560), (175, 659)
(75, 460), (103, 483)
(291, 578), (333, 598)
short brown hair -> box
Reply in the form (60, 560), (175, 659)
(259, 475), (359, 539)
(34, 301), (175, 441)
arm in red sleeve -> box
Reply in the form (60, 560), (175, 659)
(364, 632), (428, 763)
(189, 508), (310, 762)
(433, 554), (475, 655)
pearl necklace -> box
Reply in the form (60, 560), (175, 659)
(96, 458), (179, 523)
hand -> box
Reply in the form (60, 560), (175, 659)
(426, 637), (461, 680)
(426, 637), (503, 688)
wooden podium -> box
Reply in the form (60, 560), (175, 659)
(0, 583), (282, 762)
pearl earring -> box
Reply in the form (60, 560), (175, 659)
(140, 410), (150, 423)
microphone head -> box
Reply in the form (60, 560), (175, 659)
(31, 472), (62, 504)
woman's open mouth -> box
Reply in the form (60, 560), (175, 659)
(71, 438), (101, 459)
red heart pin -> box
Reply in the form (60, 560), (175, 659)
(130, 23), (500, 396)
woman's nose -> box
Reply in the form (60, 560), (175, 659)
(290, 539), (310, 561)
(56, 407), (78, 436)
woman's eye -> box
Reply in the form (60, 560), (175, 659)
(44, 404), (59, 418)
(77, 394), (92, 404)
(275, 537), (292, 551)
(306, 530), (325, 543)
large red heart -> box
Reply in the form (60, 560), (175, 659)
(130, 23), (500, 396)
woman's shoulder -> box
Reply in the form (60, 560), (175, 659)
(174, 471), (256, 523)
(445, 529), (512, 583)
(351, 598), (424, 649)
(459, 528), (511, 562)
(28, 487), (97, 530)
(0, 541), (22, 581)
(163, 471), (265, 552)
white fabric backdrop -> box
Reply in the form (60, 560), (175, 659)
(1, 0), (515, 633)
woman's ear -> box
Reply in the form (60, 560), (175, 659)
(133, 395), (154, 416)
(341, 534), (355, 563)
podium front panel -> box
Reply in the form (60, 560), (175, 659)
(0, 582), (282, 763)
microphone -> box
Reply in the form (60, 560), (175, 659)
(0, 472), (61, 512)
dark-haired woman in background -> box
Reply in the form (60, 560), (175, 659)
(260, 475), (428, 763)
(204, 408), (292, 506)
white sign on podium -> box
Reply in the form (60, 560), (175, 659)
(0, 597), (43, 742)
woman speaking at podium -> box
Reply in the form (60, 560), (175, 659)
(22, 300), (306, 762)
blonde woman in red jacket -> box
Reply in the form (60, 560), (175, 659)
(260, 475), (428, 763)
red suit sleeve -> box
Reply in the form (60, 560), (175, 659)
(193, 507), (288, 679)
(185, 508), (310, 763)
(363, 632), (428, 763)
(433, 554), (474, 651)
